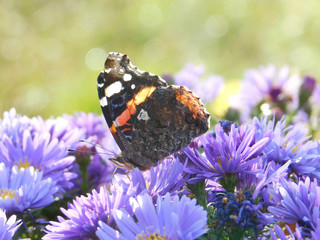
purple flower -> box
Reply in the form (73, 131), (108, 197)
(0, 163), (58, 213)
(0, 109), (82, 195)
(0, 131), (76, 195)
(0, 209), (21, 240)
(96, 193), (208, 240)
(289, 141), (320, 181)
(268, 177), (320, 237)
(252, 117), (310, 164)
(0, 108), (30, 145)
(182, 123), (269, 189)
(174, 64), (224, 103)
(43, 184), (136, 239)
(253, 117), (320, 180)
(129, 157), (190, 199)
(233, 65), (301, 122)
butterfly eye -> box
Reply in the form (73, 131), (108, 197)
(185, 114), (196, 124)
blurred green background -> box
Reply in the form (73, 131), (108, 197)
(1, 0), (319, 118)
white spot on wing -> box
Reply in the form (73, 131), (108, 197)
(131, 84), (136, 89)
(105, 68), (112, 73)
(137, 109), (150, 121)
(100, 96), (108, 107)
(97, 82), (104, 88)
(123, 73), (132, 81)
(106, 81), (123, 97)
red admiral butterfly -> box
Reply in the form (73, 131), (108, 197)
(97, 52), (210, 170)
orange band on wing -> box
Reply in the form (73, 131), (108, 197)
(116, 109), (131, 127)
(127, 86), (156, 109)
(116, 86), (156, 127)
(110, 124), (117, 134)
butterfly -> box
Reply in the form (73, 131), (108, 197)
(97, 52), (210, 170)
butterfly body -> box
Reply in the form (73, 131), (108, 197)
(97, 52), (210, 170)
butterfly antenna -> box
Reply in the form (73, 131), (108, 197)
(67, 140), (117, 157)
(67, 147), (94, 155)
(78, 139), (117, 155)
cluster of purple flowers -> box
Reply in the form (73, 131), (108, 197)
(1, 64), (320, 239)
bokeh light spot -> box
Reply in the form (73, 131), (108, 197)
(85, 48), (107, 71)
(26, 86), (49, 111)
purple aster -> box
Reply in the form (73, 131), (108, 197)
(0, 209), (21, 239)
(0, 109), (83, 195)
(0, 163), (58, 213)
(128, 157), (190, 199)
(0, 108), (31, 145)
(181, 123), (269, 191)
(174, 63), (224, 103)
(0, 130), (76, 195)
(267, 177), (320, 237)
(43, 184), (136, 240)
(252, 116), (320, 180)
(289, 140), (320, 181)
(252, 117), (310, 163)
(233, 65), (301, 122)
(96, 192), (208, 240)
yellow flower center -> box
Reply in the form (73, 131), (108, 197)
(0, 188), (17, 200)
(136, 233), (166, 240)
(18, 159), (31, 169)
(16, 158), (41, 170)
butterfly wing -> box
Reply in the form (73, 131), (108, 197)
(97, 52), (168, 153)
